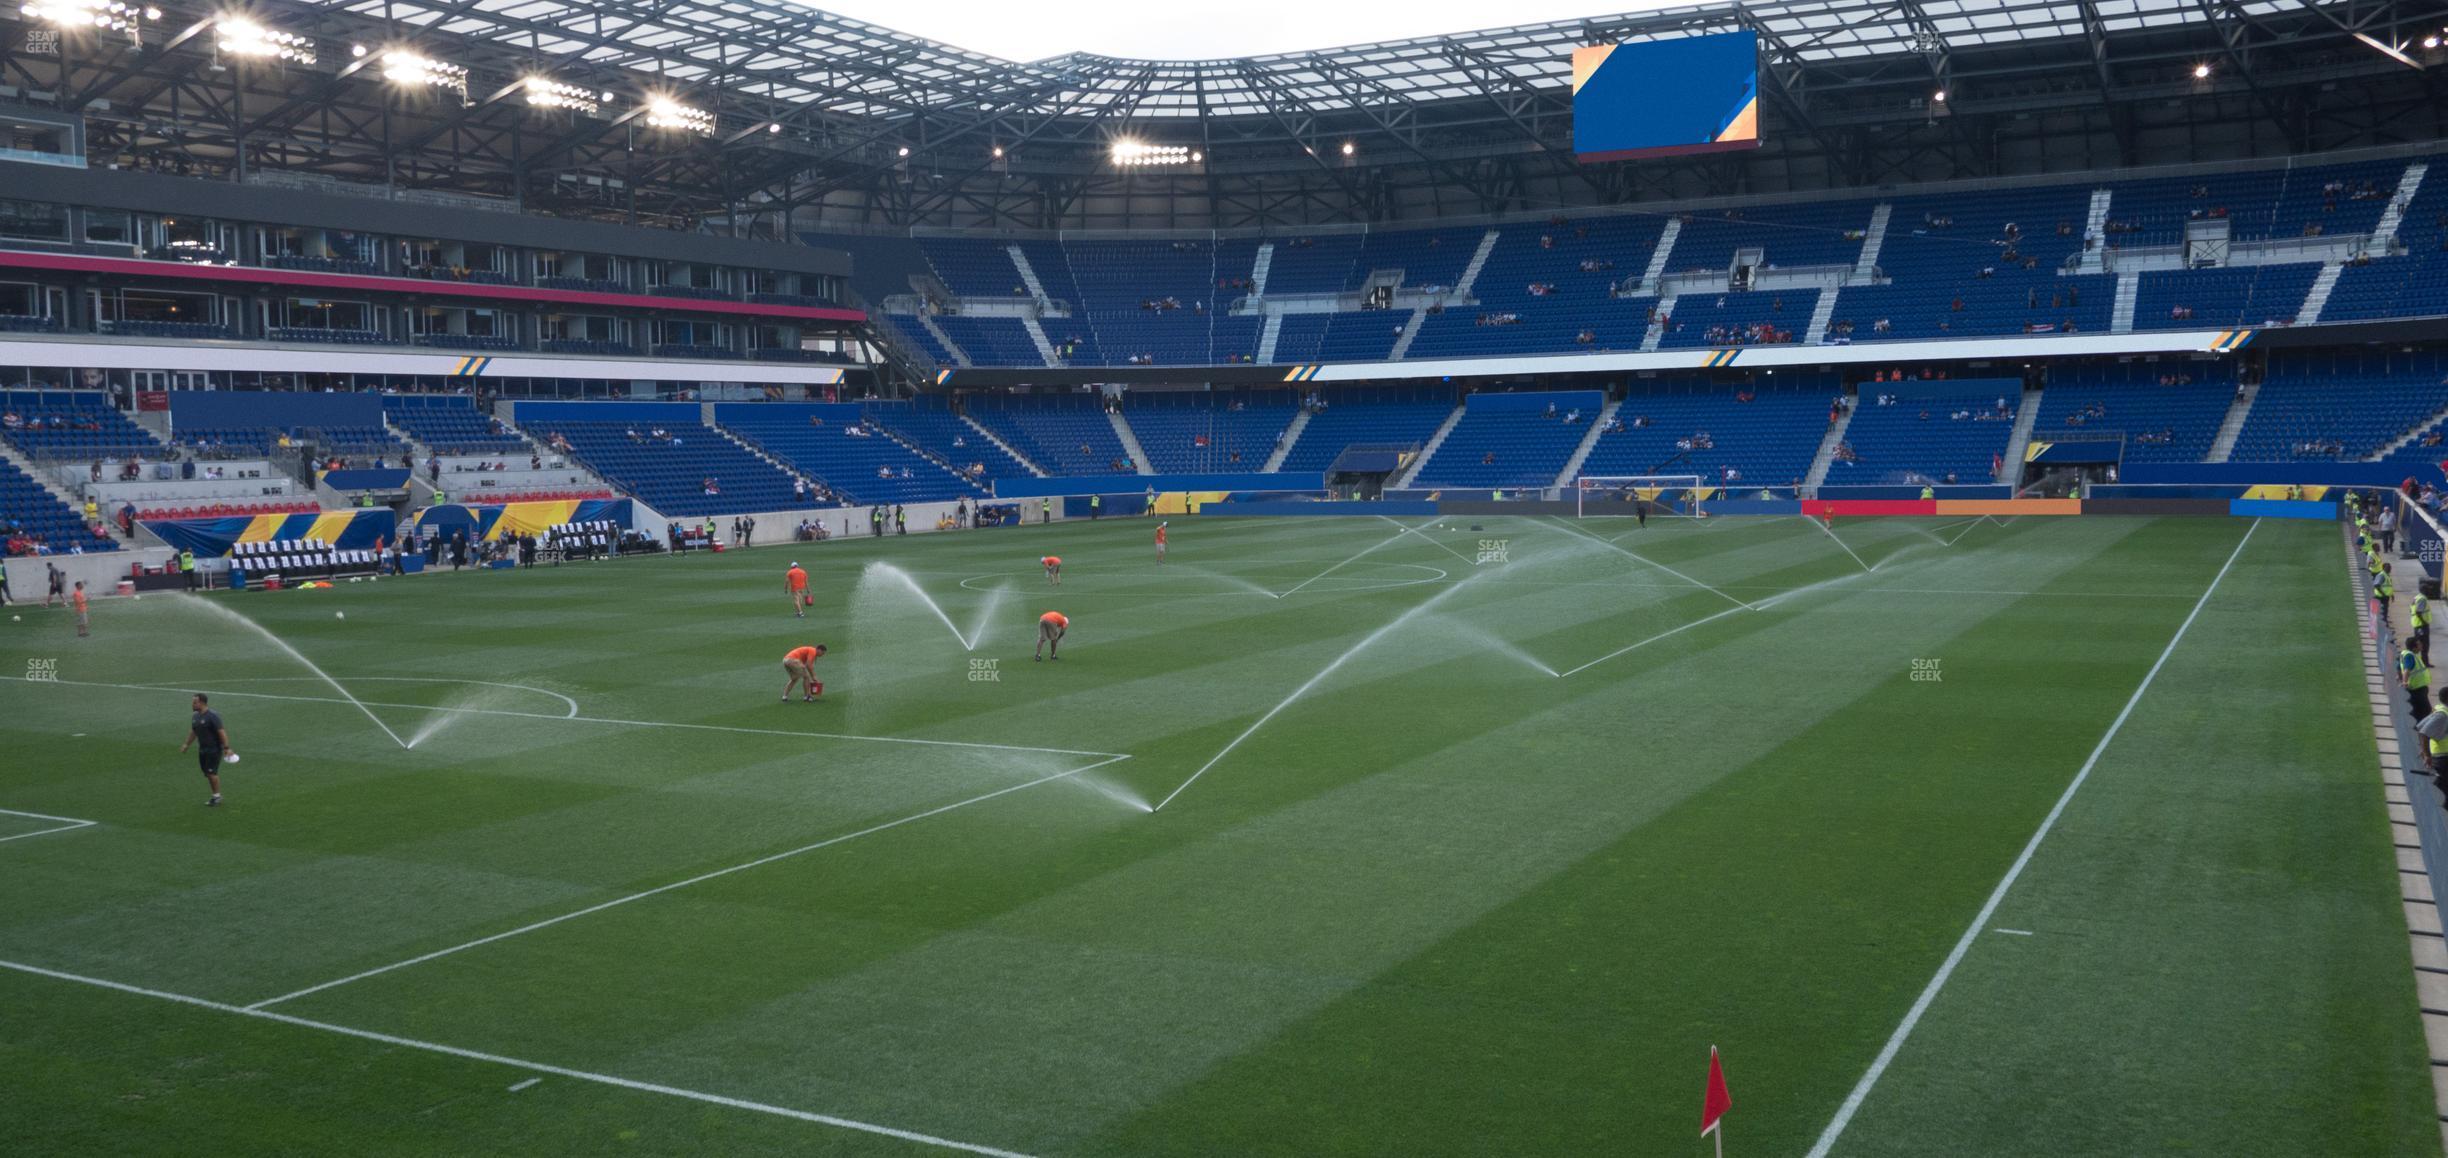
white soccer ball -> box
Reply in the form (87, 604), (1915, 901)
(131, 594), (141, 601)
(335, 611), (346, 620)
(224, 752), (240, 763)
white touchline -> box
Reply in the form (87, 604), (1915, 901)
(0, 958), (1036, 1158)
(1276, 519), (1425, 597)
(1376, 515), (1481, 565)
(1547, 517), (1757, 611)
(508, 1077), (542, 1092)
(1993, 929), (2035, 936)
(1803, 518), (2259, 1158)
(0, 807), (98, 845)
(245, 753), (1133, 1011)
(35, 679), (1126, 760)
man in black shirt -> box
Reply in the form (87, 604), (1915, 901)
(178, 693), (236, 807)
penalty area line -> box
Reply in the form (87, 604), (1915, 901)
(1545, 517), (1756, 611)
(0, 958), (1035, 1158)
(1802, 517), (2259, 1158)
(244, 752), (1134, 1011)
(0, 806), (99, 845)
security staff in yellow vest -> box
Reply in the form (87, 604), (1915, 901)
(2413, 591), (2432, 663)
(2376, 570), (2395, 618)
(2428, 731), (2448, 784)
(180, 549), (198, 591)
(2402, 642), (2433, 720)
(1920, 485), (1935, 500)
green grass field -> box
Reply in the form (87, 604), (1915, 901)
(0, 512), (2431, 1156)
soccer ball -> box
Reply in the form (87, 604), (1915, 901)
(9, 615), (17, 622)
(224, 752), (240, 764)
(131, 594), (140, 601)
(335, 611), (346, 620)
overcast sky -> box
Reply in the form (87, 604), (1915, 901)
(807, 0), (1683, 61)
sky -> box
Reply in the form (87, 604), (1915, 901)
(807, 0), (1681, 62)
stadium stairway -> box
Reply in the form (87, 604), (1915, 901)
(1851, 204), (1891, 280)
(0, 437), (89, 519)
(2079, 188), (2114, 273)
(1388, 310), (1429, 360)
(918, 314), (970, 366)
(1262, 410), (1311, 472)
(1803, 292), (1842, 345)
(2207, 381), (2258, 463)
(1641, 297), (1675, 352)
(961, 414), (1045, 476)
(1804, 401), (1855, 493)
(2372, 162), (2428, 249)
(1638, 218), (1682, 293)
(2296, 263), (2346, 325)
(2112, 271), (2141, 332)
(1998, 385), (2043, 483)
(1251, 243), (1275, 298)
(1452, 230), (1503, 298)
(2369, 398), (2448, 462)
(1007, 244), (1052, 303)
(1108, 410), (1154, 474)
(1552, 400), (1622, 487)
(1021, 315), (1061, 366)
(1258, 314), (1285, 362)
(1394, 402), (1468, 487)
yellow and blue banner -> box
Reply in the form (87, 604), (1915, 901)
(144, 508), (397, 557)
(412, 498), (632, 542)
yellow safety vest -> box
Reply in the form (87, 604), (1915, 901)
(2430, 733), (2448, 759)
(2404, 651), (2430, 690)
(1920, 486), (1935, 499)
(2415, 597), (2431, 628)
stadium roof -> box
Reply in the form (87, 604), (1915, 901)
(309, 0), (2352, 117)
(7, 0), (2444, 229)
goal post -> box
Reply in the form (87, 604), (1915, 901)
(1573, 474), (1708, 518)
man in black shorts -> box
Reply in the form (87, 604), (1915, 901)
(178, 693), (236, 807)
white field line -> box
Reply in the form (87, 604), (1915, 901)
(1554, 605), (1751, 679)
(1939, 515), (2000, 547)
(1152, 577), (1485, 812)
(1277, 520), (1424, 597)
(0, 958), (1034, 1158)
(172, 677), (581, 719)
(1802, 516), (1878, 572)
(1803, 518), (2260, 1158)
(1546, 517), (1757, 611)
(0, 807), (98, 845)
(247, 752), (1133, 1011)
(35, 679), (1126, 760)
(1377, 515), (1481, 565)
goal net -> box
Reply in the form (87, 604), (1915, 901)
(1573, 474), (1707, 518)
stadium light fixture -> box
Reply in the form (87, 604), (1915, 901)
(381, 50), (467, 93)
(896, 145), (910, 157)
(1340, 141), (1354, 156)
(216, 17), (316, 64)
(2354, 31), (2420, 69)
(643, 95), (715, 135)
(1190, 150), (1202, 163)
(1111, 140), (1192, 166)
(2427, 35), (2442, 50)
(19, 0), (153, 37)
(523, 76), (600, 114)
(2192, 62), (2210, 78)
(992, 145), (1003, 157)
(1931, 88), (1947, 102)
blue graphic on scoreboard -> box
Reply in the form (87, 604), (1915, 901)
(1572, 31), (1762, 163)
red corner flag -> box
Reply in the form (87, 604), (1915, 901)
(1701, 1046), (1732, 1140)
